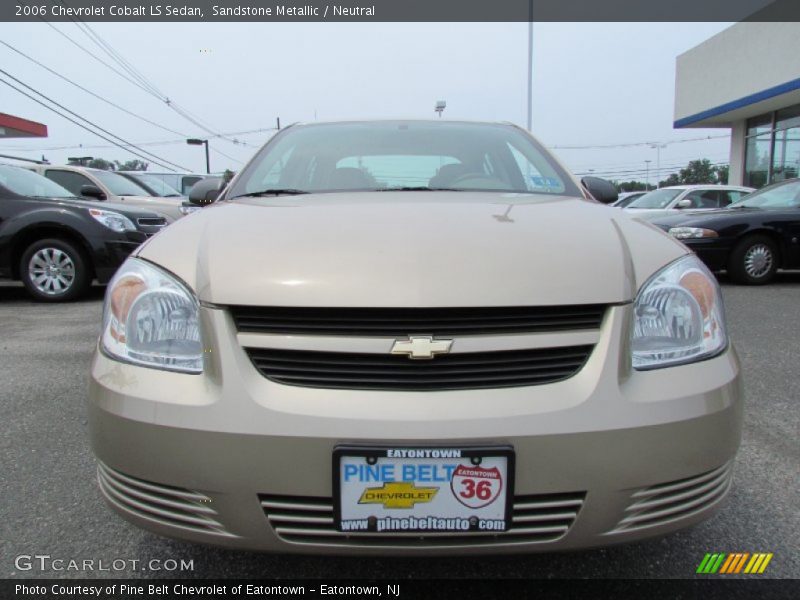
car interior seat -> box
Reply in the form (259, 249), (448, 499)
(428, 163), (473, 188)
(326, 167), (376, 190)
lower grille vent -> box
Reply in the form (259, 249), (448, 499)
(610, 463), (733, 533)
(259, 492), (585, 547)
(97, 462), (233, 536)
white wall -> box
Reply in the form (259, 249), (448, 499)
(729, 120), (747, 185)
(675, 22), (800, 125)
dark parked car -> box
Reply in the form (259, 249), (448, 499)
(0, 164), (167, 301)
(651, 178), (800, 284)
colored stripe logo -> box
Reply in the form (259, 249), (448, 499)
(697, 553), (773, 574)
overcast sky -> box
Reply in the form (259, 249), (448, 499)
(0, 22), (732, 184)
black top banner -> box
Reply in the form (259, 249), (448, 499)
(5, 0), (800, 22)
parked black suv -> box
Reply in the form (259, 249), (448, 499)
(0, 164), (167, 301)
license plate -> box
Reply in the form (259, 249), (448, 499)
(333, 446), (514, 533)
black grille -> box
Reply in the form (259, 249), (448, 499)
(245, 345), (593, 391)
(136, 216), (168, 236)
(136, 217), (167, 227)
(229, 305), (606, 337)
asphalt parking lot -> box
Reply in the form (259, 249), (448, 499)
(1, 276), (798, 580)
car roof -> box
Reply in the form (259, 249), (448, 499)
(35, 165), (112, 174)
(293, 118), (511, 126)
(659, 184), (754, 191)
(121, 171), (206, 176)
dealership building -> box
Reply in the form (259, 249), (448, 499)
(674, 22), (800, 188)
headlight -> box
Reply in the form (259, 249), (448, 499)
(101, 258), (203, 373)
(668, 227), (718, 240)
(632, 254), (727, 370)
(88, 208), (136, 232)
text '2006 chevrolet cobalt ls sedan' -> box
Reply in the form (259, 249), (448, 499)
(89, 120), (742, 554)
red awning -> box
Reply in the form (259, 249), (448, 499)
(0, 112), (48, 138)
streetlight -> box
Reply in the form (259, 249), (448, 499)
(645, 160), (652, 190)
(650, 143), (667, 188)
(186, 138), (210, 174)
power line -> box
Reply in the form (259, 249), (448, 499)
(0, 40), (189, 138)
(208, 144), (245, 165)
(551, 133), (731, 151)
(32, 18), (161, 98)
(0, 68), (190, 171)
(570, 151), (730, 169)
(61, 3), (166, 100)
(0, 76), (185, 171)
(25, 1), (251, 149)
(576, 160), (730, 178)
(54, 2), (252, 148)
(0, 127), (279, 152)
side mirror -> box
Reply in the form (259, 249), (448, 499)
(581, 176), (618, 204)
(188, 177), (223, 206)
(80, 184), (106, 200)
(676, 198), (693, 209)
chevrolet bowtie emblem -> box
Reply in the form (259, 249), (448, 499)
(390, 336), (453, 359)
(358, 481), (439, 509)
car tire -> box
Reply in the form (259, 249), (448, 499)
(19, 238), (91, 302)
(728, 235), (778, 285)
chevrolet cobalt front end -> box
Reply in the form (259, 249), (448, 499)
(89, 120), (741, 554)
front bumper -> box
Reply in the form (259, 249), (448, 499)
(88, 304), (743, 554)
(88, 233), (146, 283)
(679, 238), (734, 272)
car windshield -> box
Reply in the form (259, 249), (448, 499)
(228, 121), (579, 197)
(0, 165), (78, 198)
(128, 173), (183, 197)
(91, 170), (152, 196)
(730, 180), (800, 208)
(627, 188), (684, 209)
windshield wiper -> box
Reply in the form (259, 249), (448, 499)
(377, 186), (457, 192)
(233, 189), (309, 198)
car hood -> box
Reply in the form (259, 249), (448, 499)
(622, 208), (677, 220)
(649, 207), (761, 228)
(28, 195), (164, 218)
(136, 192), (687, 306)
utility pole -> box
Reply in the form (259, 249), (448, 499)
(186, 139), (210, 174)
(645, 160), (652, 190)
(650, 143), (667, 188)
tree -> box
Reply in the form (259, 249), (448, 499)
(659, 173), (681, 188)
(115, 159), (149, 171)
(677, 159), (717, 184)
(222, 169), (236, 185)
(656, 160), (730, 188)
(67, 157), (115, 170)
(614, 180), (649, 192)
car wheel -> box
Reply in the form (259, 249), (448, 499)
(728, 235), (778, 285)
(20, 238), (91, 301)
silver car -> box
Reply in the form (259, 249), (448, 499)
(89, 120), (741, 554)
(29, 165), (185, 222)
(624, 184), (754, 220)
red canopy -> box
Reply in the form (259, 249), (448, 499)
(0, 112), (48, 138)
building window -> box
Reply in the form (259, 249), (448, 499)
(744, 103), (800, 188)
